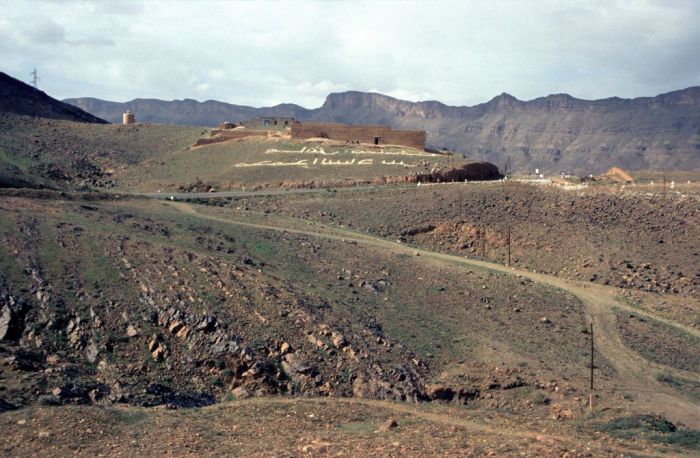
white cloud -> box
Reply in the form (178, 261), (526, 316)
(1, 0), (699, 107)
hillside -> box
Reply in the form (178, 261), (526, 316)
(0, 114), (204, 190)
(65, 87), (700, 174)
(0, 72), (106, 124)
(0, 114), (487, 192)
(0, 186), (698, 455)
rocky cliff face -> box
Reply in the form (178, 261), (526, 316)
(0, 72), (106, 124)
(64, 87), (700, 174)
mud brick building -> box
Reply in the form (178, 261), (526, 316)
(243, 116), (296, 129)
(291, 122), (426, 149)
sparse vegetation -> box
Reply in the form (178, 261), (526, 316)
(0, 105), (698, 455)
(596, 415), (700, 451)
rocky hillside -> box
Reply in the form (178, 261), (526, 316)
(65, 88), (700, 174)
(0, 72), (106, 124)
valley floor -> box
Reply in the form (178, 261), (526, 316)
(1, 182), (698, 456)
(0, 397), (693, 457)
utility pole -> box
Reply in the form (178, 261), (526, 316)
(662, 174), (666, 199)
(589, 322), (594, 411)
(29, 68), (39, 88)
(507, 226), (511, 267)
(458, 188), (462, 220)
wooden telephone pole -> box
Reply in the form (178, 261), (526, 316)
(507, 226), (511, 267)
(589, 322), (594, 411)
(662, 174), (667, 199)
(458, 189), (462, 219)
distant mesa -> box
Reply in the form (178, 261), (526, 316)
(3, 67), (697, 175)
(63, 86), (700, 174)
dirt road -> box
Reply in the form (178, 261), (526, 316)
(169, 201), (700, 428)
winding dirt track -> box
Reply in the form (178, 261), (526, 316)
(169, 201), (700, 428)
(235, 396), (567, 442)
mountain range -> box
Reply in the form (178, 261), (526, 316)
(1, 67), (697, 175)
(64, 88), (700, 174)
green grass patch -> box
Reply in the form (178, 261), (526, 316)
(0, 146), (36, 171)
(251, 241), (275, 257)
(599, 414), (677, 434)
(109, 409), (149, 426)
(656, 373), (700, 401)
(596, 414), (699, 450)
(650, 430), (700, 450)
(339, 421), (377, 434)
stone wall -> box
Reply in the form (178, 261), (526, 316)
(243, 117), (296, 129)
(291, 122), (425, 149)
(193, 129), (268, 146)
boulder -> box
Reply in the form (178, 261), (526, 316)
(230, 386), (251, 399)
(378, 418), (398, 432)
(168, 320), (184, 334)
(126, 325), (139, 337)
(331, 333), (347, 348)
(151, 345), (165, 362)
(85, 341), (99, 364)
(280, 342), (291, 355)
(0, 305), (14, 340)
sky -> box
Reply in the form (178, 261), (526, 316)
(1, 0), (700, 108)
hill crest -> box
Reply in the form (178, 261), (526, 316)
(0, 71), (106, 124)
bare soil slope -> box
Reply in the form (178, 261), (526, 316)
(236, 183), (700, 310)
(3, 397), (696, 457)
(0, 72), (105, 124)
(0, 115), (470, 192)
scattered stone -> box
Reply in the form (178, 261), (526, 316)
(0, 305), (14, 340)
(280, 342), (291, 355)
(378, 418), (398, 432)
(175, 325), (190, 339)
(196, 316), (215, 333)
(331, 333), (347, 348)
(168, 321), (184, 334)
(126, 325), (139, 337)
(85, 341), (99, 364)
(231, 386), (251, 399)
(151, 346), (165, 362)
(148, 335), (159, 352)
